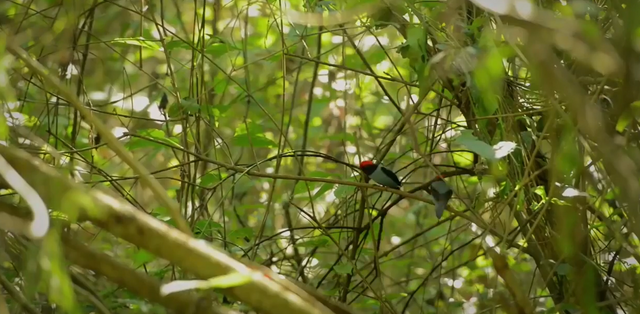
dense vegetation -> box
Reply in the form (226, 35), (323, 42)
(0, 0), (638, 313)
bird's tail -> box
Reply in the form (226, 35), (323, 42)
(435, 201), (446, 219)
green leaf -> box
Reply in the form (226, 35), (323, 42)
(200, 172), (221, 187)
(133, 249), (155, 267)
(125, 129), (183, 150)
(164, 39), (191, 51)
(205, 272), (254, 288)
(166, 98), (201, 118)
(334, 263), (353, 275)
(195, 220), (223, 238)
(213, 79), (230, 95)
(232, 133), (277, 148)
(616, 110), (633, 133)
(205, 43), (240, 56)
(296, 236), (331, 248)
(453, 130), (497, 161)
(452, 151), (474, 167)
(312, 183), (335, 201)
(42, 232), (81, 314)
(345, 50), (387, 70)
(230, 227), (254, 240)
(234, 121), (264, 135)
(472, 37), (503, 117)
(551, 198), (570, 206)
(334, 184), (356, 198)
(294, 181), (317, 195)
(196, 220), (223, 230)
(160, 272), (254, 296)
(405, 26), (427, 59)
(164, 218), (178, 228)
(266, 51), (282, 63)
(181, 98), (201, 113)
(112, 37), (160, 50)
(0, 110), (8, 142)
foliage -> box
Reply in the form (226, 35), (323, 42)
(0, 0), (638, 313)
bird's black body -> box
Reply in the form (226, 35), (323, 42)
(359, 161), (402, 189)
(378, 167), (401, 187)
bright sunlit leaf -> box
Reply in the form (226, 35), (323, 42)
(160, 272), (255, 296)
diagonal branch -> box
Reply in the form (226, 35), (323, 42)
(5, 39), (192, 236)
(0, 145), (357, 314)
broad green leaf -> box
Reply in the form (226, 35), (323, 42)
(266, 51), (282, 63)
(195, 220), (223, 231)
(164, 218), (178, 228)
(312, 183), (335, 201)
(404, 26), (427, 59)
(334, 184), (356, 198)
(200, 172), (221, 187)
(133, 249), (155, 267)
(213, 79), (230, 95)
(42, 232), (81, 314)
(160, 272), (254, 296)
(472, 37), (503, 118)
(294, 181), (317, 195)
(550, 197), (571, 206)
(205, 272), (254, 288)
(344, 50), (387, 70)
(166, 98), (200, 118)
(453, 130), (496, 161)
(234, 120), (264, 135)
(616, 111), (633, 133)
(230, 227), (254, 240)
(205, 43), (240, 56)
(125, 129), (182, 150)
(195, 220), (223, 238)
(164, 39), (191, 51)
(232, 133), (277, 148)
(112, 37), (160, 50)
(181, 98), (200, 113)
(0, 109), (8, 142)
(296, 236), (331, 248)
(334, 263), (353, 275)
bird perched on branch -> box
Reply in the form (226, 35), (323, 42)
(428, 175), (453, 219)
(359, 160), (402, 189)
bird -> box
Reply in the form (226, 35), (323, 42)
(159, 92), (169, 112)
(429, 175), (453, 219)
(358, 160), (402, 189)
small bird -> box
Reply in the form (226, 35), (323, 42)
(159, 92), (169, 113)
(429, 175), (453, 219)
(359, 160), (402, 189)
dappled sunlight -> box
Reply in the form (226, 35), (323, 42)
(1, 0), (638, 313)
(111, 126), (128, 138)
(110, 93), (150, 112)
(148, 103), (165, 122)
